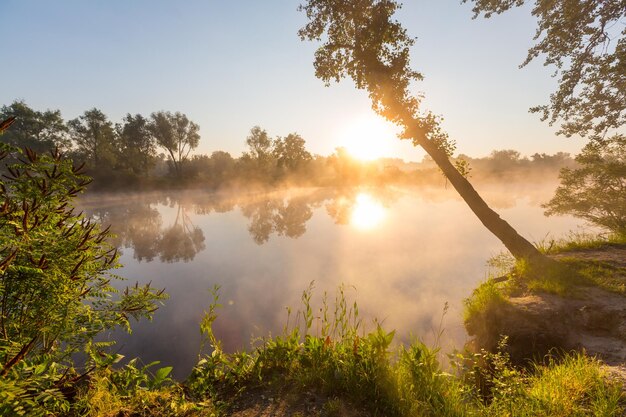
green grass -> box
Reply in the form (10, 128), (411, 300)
(536, 232), (626, 255)
(187, 283), (470, 416)
(182, 284), (624, 416)
(483, 353), (624, 416)
(16, 282), (622, 416)
(463, 279), (510, 325)
(480, 231), (626, 297)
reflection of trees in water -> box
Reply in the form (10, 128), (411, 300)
(85, 196), (205, 262)
(82, 187), (401, 256)
(240, 188), (400, 243)
(157, 204), (206, 262)
(240, 196), (315, 244)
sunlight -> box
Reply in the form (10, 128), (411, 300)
(350, 193), (387, 230)
(337, 115), (398, 161)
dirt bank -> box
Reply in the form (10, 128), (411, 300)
(467, 245), (626, 387)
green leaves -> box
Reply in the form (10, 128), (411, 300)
(466, 0), (626, 139)
(0, 145), (167, 414)
(543, 134), (626, 235)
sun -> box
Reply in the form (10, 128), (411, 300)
(336, 116), (398, 161)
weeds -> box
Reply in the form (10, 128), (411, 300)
(463, 280), (509, 325)
(536, 231), (626, 255)
(15, 281), (620, 416)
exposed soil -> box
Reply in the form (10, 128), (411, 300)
(224, 386), (366, 417)
(467, 245), (626, 389)
(551, 245), (626, 269)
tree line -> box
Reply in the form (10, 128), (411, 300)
(1, 100), (577, 190)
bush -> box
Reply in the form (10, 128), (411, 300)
(0, 143), (166, 414)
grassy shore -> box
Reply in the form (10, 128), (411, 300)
(71, 276), (624, 417)
(5, 236), (625, 416)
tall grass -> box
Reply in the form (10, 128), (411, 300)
(54, 282), (624, 416)
(184, 283), (624, 416)
(535, 231), (626, 255)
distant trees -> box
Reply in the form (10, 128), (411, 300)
(68, 108), (118, 173)
(0, 100), (577, 191)
(116, 113), (157, 176)
(188, 151), (236, 186)
(273, 133), (312, 173)
(544, 135), (626, 235)
(240, 126), (314, 182)
(0, 100), (69, 153)
(241, 126), (276, 180)
(148, 111), (200, 178)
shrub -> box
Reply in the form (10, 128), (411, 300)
(0, 142), (166, 414)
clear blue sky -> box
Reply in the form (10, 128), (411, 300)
(1, 0), (587, 160)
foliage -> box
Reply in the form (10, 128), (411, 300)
(240, 125), (276, 180)
(536, 231), (626, 255)
(186, 283), (625, 416)
(0, 143), (166, 414)
(76, 364), (210, 417)
(2, 100), (578, 190)
(544, 134), (626, 235)
(68, 108), (118, 172)
(298, 0), (546, 262)
(298, 0), (453, 151)
(273, 133), (312, 173)
(116, 113), (158, 177)
(463, 280), (510, 326)
(188, 283), (471, 416)
(149, 111), (200, 177)
(482, 352), (624, 416)
(465, 0), (626, 140)
(0, 101), (70, 153)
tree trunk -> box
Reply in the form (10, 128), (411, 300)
(402, 116), (547, 262)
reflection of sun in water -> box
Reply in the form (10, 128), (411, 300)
(337, 115), (398, 161)
(351, 193), (386, 230)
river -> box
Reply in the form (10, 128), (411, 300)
(77, 181), (593, 379)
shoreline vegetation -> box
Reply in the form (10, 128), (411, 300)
(1, 117), (625, 415)
(54, 258), (626, 417)
(78, 236), (626, 417)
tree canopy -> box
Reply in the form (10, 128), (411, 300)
(464, 0), (626, 139)
(544, 134), (626, 234)
(116, 113), (157, 176)
(0, 101), (69, 153)
(149, 111), (200, 177)
(68, 108), (117, 172)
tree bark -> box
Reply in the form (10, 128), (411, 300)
(402, 116), (546, 262)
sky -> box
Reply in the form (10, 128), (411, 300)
(1, 0), (589, 161)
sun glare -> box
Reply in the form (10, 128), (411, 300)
(350, 193), (386, 230)
(337, 116), (398, 161)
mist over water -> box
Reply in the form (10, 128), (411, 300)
(77, 181), (595, 379)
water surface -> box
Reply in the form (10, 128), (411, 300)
(78, 182), (592, 379)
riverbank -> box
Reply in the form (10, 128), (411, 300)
(72, 240), (626, 416)
(7, 238), (625, 416)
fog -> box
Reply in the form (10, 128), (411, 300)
(77, 179), (595, 379)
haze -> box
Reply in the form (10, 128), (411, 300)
(1, 0), (585, 160)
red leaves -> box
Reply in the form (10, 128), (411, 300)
(0, 116), (16, 133)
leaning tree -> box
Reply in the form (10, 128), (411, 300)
(298, 0), (547, 262)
